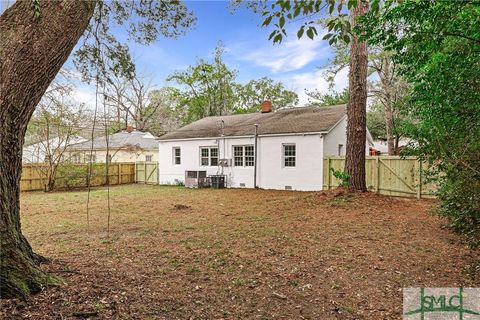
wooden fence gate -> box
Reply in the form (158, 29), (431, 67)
(135, 162), (158, 184)
(323, 156), (436, 198)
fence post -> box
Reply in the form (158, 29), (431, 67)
(134, 163), (137, 183)
(117, 163), (121, 185)
(326, 157), (331, 190)
(375, 156), (380, 193)
(417, 159), (422, 199)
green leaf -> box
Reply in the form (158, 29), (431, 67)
(347, 0), (357, 10)
(279, 16), (285, 28)
(262, 16), (273, 27)
(297, 27), (305, 39)
(371, 0), (380, 14)
(329, 3), (335, 15)
(273, 34), (283, 43)
(323, 33), (333, 40)
(268, 30), (276, 41)
(327, 20), (335, 32)
(306, 28), (314, 40)
(293, 7), (301, 18)
(344, 20), (351, 33)
(31, 0), (42, 19)
(337, 2), (343, 13)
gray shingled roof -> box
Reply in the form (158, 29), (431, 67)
(70, 131), (158, 151)
(159, 105), (347, 140)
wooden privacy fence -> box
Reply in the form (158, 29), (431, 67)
(323, 156), (437, 198)
(135, 162), (158, 185)
(20, 163), (135, 191)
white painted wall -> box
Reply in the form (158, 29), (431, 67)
(159, 133), (328, 191)
(323, 115), (374, 156)
(157, 116), (380, 191)
(256, 134), (324, 191)
(323, 116), (347, 156)
(159, 137), (254, 187)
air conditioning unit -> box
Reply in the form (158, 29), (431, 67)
(185, 170), (208, 188)
(218, 158), (232, 167)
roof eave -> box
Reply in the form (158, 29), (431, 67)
(158, 131), (329, 142)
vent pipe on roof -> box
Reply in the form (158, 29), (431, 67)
(260, 100), (273, 113)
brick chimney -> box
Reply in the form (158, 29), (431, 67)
(126, 125), (134, 133)
(260, 100), (273, 113)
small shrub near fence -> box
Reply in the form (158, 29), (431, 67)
(21, 162), (135, 191)
(324, 156), (437, 198)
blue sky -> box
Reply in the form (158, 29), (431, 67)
(0, 1), (349, 106)
(125, 1), (348, 104)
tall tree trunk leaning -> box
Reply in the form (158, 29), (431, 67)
(0, 1), (96, 299)
(345, 0), (369, 191)
(380, 56), (396, 155)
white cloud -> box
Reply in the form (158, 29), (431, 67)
(72, 85), (97, 108)
(275, 67), (349, 106)
(228, 32), (331, 73)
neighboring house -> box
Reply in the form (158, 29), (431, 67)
(67, 127), (158, 163)
(373, 138), (409, 155)
(22, 136), (87, 163)
(158, 103), (374, 191)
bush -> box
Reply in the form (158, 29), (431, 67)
(436, 167), (480, 247)
(55, 163), (108, 190)
(330, 168), (350, 188)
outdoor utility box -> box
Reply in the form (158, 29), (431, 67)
(210, 175), (226, 189)
(185, 170), (207, 188)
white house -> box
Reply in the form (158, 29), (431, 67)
(66, 127), (159, 163)
(23, 136), (87, 163)
(158, 103), (373, 191)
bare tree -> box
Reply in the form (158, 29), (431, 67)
(368, 51), (409, 154)
(325, 43), (409, 155)
(26, 94), (88, 191)
(105, 73), (157, 131)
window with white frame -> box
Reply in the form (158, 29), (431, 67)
(233, 145), (254, 167)
(145, 154), (153, 162)
(173, 147), (181, 165)
(283, 144), (296, 167)
(338, 144), (344, 156)
(200, 147), (218, 166)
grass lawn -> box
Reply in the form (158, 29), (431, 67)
(2, 184), (478, 319)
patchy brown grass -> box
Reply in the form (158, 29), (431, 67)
(1, 185), (478, 319)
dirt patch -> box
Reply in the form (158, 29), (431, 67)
(173, 204), (192, 210)
(1, 185), (478, 319)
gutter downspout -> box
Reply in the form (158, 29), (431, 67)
(218, 120), (225, 175)
(254, 124), (258, 188)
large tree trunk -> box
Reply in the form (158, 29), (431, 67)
(380, 56), (396, 155)
(345, 0), (369, 191)
(385, 104), (396, 155)
(0, 1), (96, 299)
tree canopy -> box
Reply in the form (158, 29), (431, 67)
(168, 46), (298, 123)
(363, 0), (480, 245)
